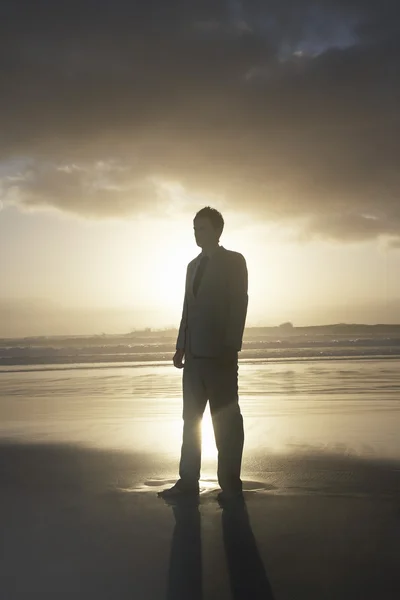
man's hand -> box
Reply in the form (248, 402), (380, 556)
(173, 348), (185, 369)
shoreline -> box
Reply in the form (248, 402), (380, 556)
(2, 353), (400, 373)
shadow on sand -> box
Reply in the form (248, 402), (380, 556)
(165, 497), (274, 600)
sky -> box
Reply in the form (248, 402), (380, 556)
(1, 0), (400, 337)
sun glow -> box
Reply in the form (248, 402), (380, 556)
(202, 407), (218, 459)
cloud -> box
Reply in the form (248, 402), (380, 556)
(1, 0), (400, 244)
(2, 159), (164, 218)
(387, 238), (400, 249)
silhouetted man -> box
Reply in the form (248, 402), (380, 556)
(159, 207), (248, 504)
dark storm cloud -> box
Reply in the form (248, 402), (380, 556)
(1, 0), (400, 244)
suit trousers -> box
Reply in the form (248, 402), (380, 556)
(179, 352), (244, 492)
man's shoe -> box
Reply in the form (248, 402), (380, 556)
(158, 480), (199, 499)
(217, 490), (244, 507)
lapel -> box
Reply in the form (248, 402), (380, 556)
(189, 246), (225, 299)
(189, 256), (202, 299)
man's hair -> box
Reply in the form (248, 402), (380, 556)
(194, 206), (224, 238)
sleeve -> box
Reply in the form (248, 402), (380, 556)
(176, 266), (189, 350)
(224, 254), (248, 352)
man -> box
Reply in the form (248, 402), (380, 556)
(158, 207), (248, 504)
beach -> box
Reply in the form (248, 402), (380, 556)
(1, 359), (399, 598)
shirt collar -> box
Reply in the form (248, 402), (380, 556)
(200, 245), (223, 259)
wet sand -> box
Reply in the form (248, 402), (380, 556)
(1, 441), (399, 599)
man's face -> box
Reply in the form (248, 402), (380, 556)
(193, 217), (219, 249)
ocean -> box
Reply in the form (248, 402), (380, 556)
(1, 325), (400, 368)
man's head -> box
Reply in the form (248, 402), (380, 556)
(193, 207), (224, 250)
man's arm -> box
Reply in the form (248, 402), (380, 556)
(176, 266), (189, 351)
(224, 254), (248, 352)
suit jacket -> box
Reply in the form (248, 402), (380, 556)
(176, 246), (248, 357)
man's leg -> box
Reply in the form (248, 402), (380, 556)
(178, 356), (208, 487)
(205, 359), (244, 493)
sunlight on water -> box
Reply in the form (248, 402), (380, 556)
(1, 359), (400, 461)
